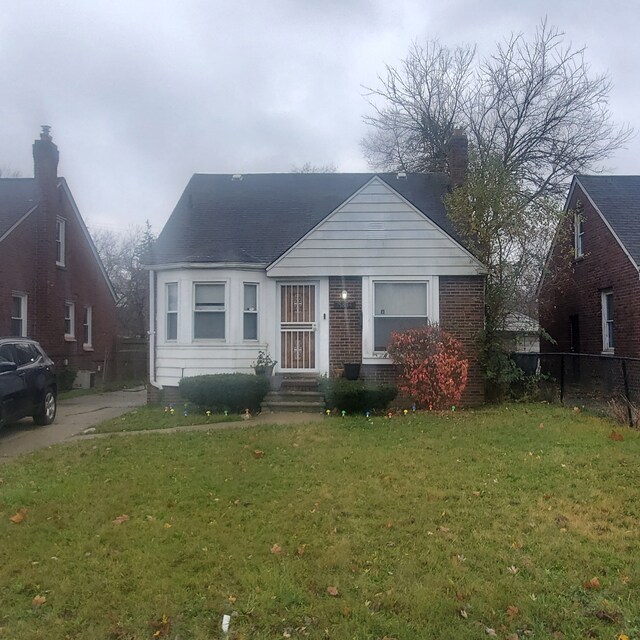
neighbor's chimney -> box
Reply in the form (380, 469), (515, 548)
(33, 125), (59, 198)
(447, 127), (468, 188)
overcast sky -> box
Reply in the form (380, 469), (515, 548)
(1, 0), (638, 234)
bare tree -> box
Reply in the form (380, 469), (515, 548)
(92, 222), (155, 338)
(291, 162), (337, 173)
(363, 21), (632, 201)
(363, 40), (476, 173)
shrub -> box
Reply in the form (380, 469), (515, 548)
(179, 373), (270, 413)
(387, 323), (468, 410)
(324, 378), (397, 414)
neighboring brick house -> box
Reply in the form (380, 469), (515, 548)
(0, 128), (118, 380)
(148, 152), (487, 406)
(539, 175), (640, 358)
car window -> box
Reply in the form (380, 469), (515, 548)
(0, 344), (16, 363)
(13, 343), (41, 366)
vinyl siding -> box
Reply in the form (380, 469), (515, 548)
(268, 177), (484, 277)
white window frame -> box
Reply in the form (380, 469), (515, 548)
(361, 277), (438, 363)
(243, 282), (259, 341)
(83, 305), (93, 349)
(64, 301), (75, 340)
(601, 290), (614, 353)
(574, 208), (584, 259)
(56, 217), (66, 267)
(166, 282), (178, 342)
(11, 292), (27, 337)
(193, 282), (226, 341)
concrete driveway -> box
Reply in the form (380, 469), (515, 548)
(0, 387), (146, 462)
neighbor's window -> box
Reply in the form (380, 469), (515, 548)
(243, 283), (258, 341)
(574, 204), (584, 259)
(64, 302), (75, 339)
(373, 281), (428, 351)
(166, 282), (178, 341)
(193, 283), (225, 339)
(56, 217), (66, 266)
(83, 305), (92, 348)
(601, 290), (614, 352)
(11, 293), (27, 337)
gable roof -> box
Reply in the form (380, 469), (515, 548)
(0, 179), (38, 240)
(150, 172), (461, 266)
(573, 175), (640, 270)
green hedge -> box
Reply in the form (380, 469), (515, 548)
(179, 374), (270, 413)
(324, 379), (398, 414)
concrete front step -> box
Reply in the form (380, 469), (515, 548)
(265, 391), (324, 403)
(279, 377), (321, 392)
(261, 378), (325, 413)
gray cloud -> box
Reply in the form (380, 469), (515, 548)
(1, 0), (638, 232)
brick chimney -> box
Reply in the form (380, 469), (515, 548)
(33, 125), (59, 197)
(33, 126), (60, 343)
(447, 127), (468, 188)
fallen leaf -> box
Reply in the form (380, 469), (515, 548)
(227, 595), (237, 604)
(507, 605), (520, 620)
(163, 522), (172, 529)
(459, 608), (468, 619)
(253, 450), (265, 458)
(486, 628), (497, 636)
(32, 595), (46, 607)
(112, 514), (129, 525)
(271, 543), (282, 555)
(342, 606), (350, 617)
(385, 521), (393, 528)
(297, 544), (307, 556)
(583, 577), (601, 590)
(326, 586), (339, 597)
(573, 406), (580, 413)
(609, 430), (624, 441)
(455, 590), (468, 601)
(507, 635), (520, 640)
(538, 422), (544, 429)
(9, 508), (27, 524)
(618, 635), (630, 640)
(620, 574), (631, 585)
(507, 565), (519, 574)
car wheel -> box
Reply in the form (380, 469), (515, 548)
(33, 388), (57, 426)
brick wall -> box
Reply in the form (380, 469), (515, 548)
(539, 185), (640, 358)
(328, 276), (362, 375)
(439, 275), (486, 405)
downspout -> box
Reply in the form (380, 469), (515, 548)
(149, 269), (162, 390)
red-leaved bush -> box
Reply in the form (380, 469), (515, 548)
(387, 323), (468, 410)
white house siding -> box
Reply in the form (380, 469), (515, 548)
(153, 268), (272, 387)
(267, 177), (485, 278)
(152, 267), (330, 386)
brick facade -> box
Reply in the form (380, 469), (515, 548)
(0, 131), (118, 375)
(328, 276), (362, 376)
(439, 276), (486, 405)
(539, 185), (640, 358)
(327, 275), (485, 406)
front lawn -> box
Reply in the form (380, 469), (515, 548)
(0, 404), (638, 639)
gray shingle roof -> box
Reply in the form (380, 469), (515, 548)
(151, 172), (459, 265)
(576, 175), (640, 267)
(0, 179), (37, 239)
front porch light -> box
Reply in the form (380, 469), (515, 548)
(341, 289), (348, 300)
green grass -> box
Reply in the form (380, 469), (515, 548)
(0, 404), (639, 639)
(92, 405), (241, 433)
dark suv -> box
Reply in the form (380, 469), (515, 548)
(0, 338), (57, 428)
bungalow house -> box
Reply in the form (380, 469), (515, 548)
(539, 175), (640, 358)
(148, 147), (487, 407)
(0, 128), (118, 384)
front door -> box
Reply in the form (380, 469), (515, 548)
(280, 284), (316, 370)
